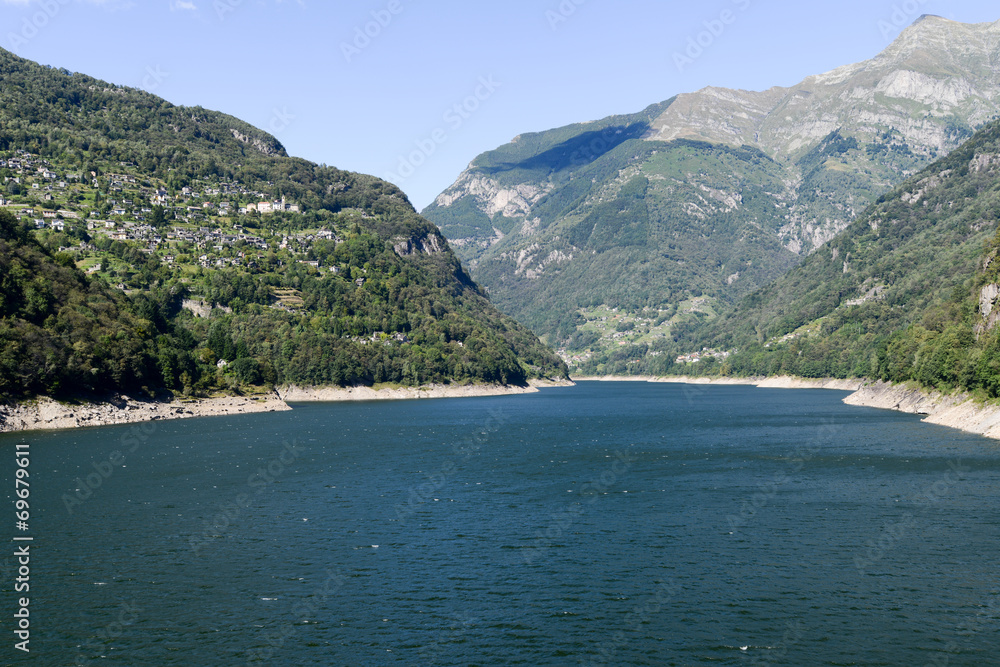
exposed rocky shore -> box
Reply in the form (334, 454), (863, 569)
(577, 374), (1000, 442)
(573, 375), (863, 391)
(0, 380), (575, 434)
(653, 376), (863, 390)
(0, 394), (291, 434)
(276, 380), (571, 403)
(843, 380), (1000, 440)
(11, 375), (995, 442)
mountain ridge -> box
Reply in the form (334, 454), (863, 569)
(422, 16), (1000, 360)
(647, 15), (1000, 157)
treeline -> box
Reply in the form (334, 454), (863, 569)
(1, 204), (563, 401)
(0, 47), (420, 214)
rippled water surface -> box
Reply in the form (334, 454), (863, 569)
(3, 382), (1000, 665)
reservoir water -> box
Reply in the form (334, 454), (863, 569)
(2, 382), (999, 665)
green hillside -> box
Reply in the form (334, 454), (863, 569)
(0, 49), (566, 401)
(428, 108), (803, 341)
(618, 117), (1000, 399)
(423, 17), (1000, 368)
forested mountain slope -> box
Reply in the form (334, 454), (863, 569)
(0, 49), (566, 401)
(635, 117), (1000, 398)
(423, 16), (1000, 361)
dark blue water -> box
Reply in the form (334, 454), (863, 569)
(2, 382), (1000, 666)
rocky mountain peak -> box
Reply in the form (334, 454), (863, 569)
(422, 16), (1000, 349)
(645, 15), (1000, 156)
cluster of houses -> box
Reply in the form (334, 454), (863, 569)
(244, 197), (300, 215)
(26, 207), (81, 230)
(352, 331), (412, 347)
(1, 150), (51, 174)
(559, 349), (594, 365)
(77, 219), (349, 272)
(1, 149), (367, 279)
(166, 225), (269, 251)
(82, 218), (274, 266)
(763, 332), (803, 348)
(279, 228), (339, 254)
(675, 348), (732, 364)
(2, 150), (303, 226)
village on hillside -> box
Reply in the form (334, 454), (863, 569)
(0, 148), (356, 277)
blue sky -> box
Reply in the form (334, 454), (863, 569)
(2, 0), (998, 210)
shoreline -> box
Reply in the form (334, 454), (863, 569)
(277, 379), (573, 403)
(572, 374), (863, 391)
(572, 373), (1000, 442)
(843, 380), (1000, 441)
(0, 379), (575, 434)
(0, 394), (292, 434)
(7, 374), (999, 442)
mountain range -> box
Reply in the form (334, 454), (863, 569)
(422, 15), (1000, 359)
(5, 15), (1000, 405)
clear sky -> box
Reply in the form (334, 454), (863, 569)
(2, 0), (998, 210)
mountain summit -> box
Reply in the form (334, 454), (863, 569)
(648, 16), (1000, 151)
(422, 17), (1000, 352)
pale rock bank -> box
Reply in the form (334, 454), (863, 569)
(655, 376), (863, 390)
(0, 394), (291, 434)
(0, 380), (575, 433)
(606, 374), (1000, 442)
(573, 375), (863, 391)
(843, 381), (1000, 440)
(277, 379), (572, 403)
